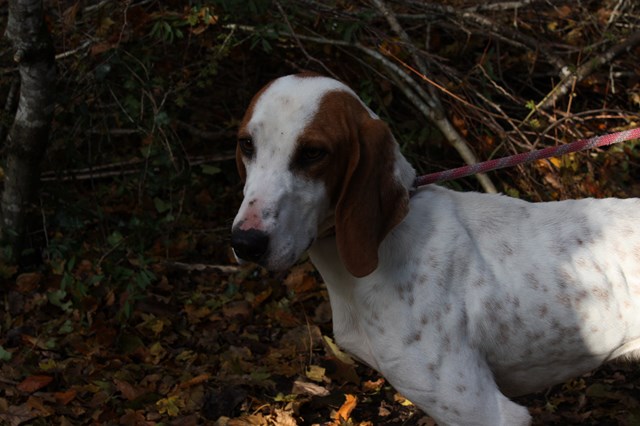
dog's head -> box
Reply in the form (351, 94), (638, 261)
(231, 74), (413, 277)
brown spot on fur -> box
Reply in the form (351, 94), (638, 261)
(538, 305), (548, 317)
(404, 330), (422, 345)
(526, 272), (540, 290)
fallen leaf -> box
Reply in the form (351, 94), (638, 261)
(17, 375), (53, 393)
(26, 395), (54, 416)
(171, 413), (199, 426)
(284, 264), (318, 294)
(250, 287), (272, 308)
(114, 379), (144, 401)
(156, 395), (184, 417)
(54, 389), (78, 405)
(325, 357), (360, 385)
(394, 392), (414, 406)
(16, 272), (42, 292)
(59, 415), (76, 426)
(323, 336), (355, 365)
(281, 325), (322, 353)
(362, 378), (385, 393)
(184, 304), (212, 324)
(305, 365), (326, 383)
(272, 408), (297, 426)
(0, 402), (40, 426)
(227, 413), (266, 425)
(333, 394), (357, 422)
(222, 301), (252, 320)
(179, 373), (211, 389)
(146, 342), (167, 365)
(292, 379), (329, 397)
(378, 403), (391, 417)
(119, 409), (147, 426)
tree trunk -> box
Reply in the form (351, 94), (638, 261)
(2, 0), (55, 257)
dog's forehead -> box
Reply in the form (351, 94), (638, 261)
(246, 75), (354, 138)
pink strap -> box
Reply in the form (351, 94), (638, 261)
(414, 128), (640, 187)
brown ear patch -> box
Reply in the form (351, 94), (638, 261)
(334, 116), (409, 277)
(300, 88), (410, 277)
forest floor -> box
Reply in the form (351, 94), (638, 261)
(2, 2), (640, 424)
(2, 243), (640, 425)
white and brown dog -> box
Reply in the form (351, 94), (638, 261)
(231, 74), (640, 425)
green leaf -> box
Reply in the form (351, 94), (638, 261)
(250, 369), (271, 382)
(200, 164), (221, 175)
(118, 333), (145, 354)
(154, 197), (171, 213)
(274, 392), (297, 402)
(154, 111), (171, 126)
(0, 345), (12, 361)
(586, 383), (611, 398)
(58, 319), (74, 335)
(107, 231), (124, 247)
(48, 289), (73, 312)
(39, 359), (57, 371)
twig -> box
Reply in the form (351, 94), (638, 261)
(40, 153), (235, 182)
(175, 121), (236, 140)
(605, 0), (629, 31)
(359, 43), (497, 192)
(463, 0), (539, 12)
(165, 261), (239, 274)
(456, 11), (570, 77)
(274, 1), (337, 79)
(371, 0), (428, 75)
(0, 377), (18, 385)
(55, 40), (91, 60)
(536, 108), (640, 146)
(371, 0), (497, 193)
(531, 30), (640, 115)
(230, 22), (497, 192)
(394, 1), (570, 78)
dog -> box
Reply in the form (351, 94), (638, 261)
(230, 73), (640, 425)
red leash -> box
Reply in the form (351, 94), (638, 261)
(415, 127), (640, 187)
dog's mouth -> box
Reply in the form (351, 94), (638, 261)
(232, 230), (317, 272)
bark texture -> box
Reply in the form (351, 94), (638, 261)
(3, 0), (56, 252)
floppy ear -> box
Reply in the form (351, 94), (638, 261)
(335, 117), (410, 278)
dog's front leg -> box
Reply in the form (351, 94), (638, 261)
(381, 351), (531, 426)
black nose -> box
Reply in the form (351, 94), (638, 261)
(231, 228), (269, 262)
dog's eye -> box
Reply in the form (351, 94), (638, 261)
(300, 147), (327, 164)
(238, 138), (254, 157)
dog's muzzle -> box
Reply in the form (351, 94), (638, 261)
(231, 228), (270, 263)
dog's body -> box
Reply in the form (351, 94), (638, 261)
(231, 74), (640, 425)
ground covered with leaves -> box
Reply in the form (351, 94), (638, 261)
(2, 0), (640, 424)
(2, 257), (640, 425)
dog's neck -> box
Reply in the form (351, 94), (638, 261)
(392, 142), (418, 194)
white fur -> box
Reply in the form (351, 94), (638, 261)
(233, 75), (640, 426)
(232, 76), (344, 269)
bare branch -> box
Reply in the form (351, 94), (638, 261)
(390, 1), (570, 78)
(40, 153), (235, 182)
(531, 30), (640, 115)
(274, 1), (338, 79)
(371, 0), (497, 193)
